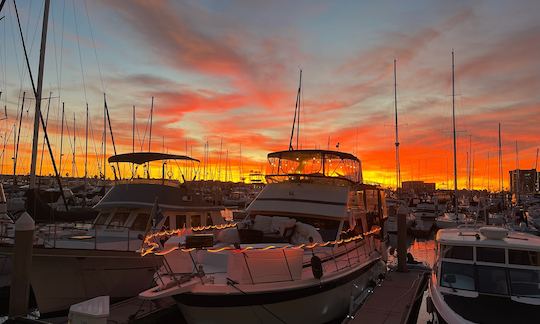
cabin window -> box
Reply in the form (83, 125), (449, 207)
(508, 269), (540, 298)
(508, 249), (540, 266)
(290, 215), (340, 242)
(131, 213), (150, 231)
(477, 266), (508, 295)
(191, 215), (201, 227)
(442, 245), (473, 260)
(356, 191), (365, 210)
(365, 190), (378, 213)
(206, 213), (214, 226)
(108, 212), (130, 228)
(94, 213), (110, 225)
(476, 247), (505, 264)
(176, 215), (186, 228)
(440, 261), (475, 291)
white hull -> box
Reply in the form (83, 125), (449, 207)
(3, 247), (162, 315)
(176, 259), (386, 324)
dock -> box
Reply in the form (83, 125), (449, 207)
(346, 268), (430, 324)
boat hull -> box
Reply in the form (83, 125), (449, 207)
(0, 246), (162, 316)
(174, 259), (385, 324)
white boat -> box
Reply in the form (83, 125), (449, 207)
(427, 226), (540, 323)
(139, 149), (388, 323)
(414, 201), (438, 219)
(0, 152), (227, 316)
(435, 212), (473, 229)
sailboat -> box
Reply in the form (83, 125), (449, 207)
(434, 51), (473, 230)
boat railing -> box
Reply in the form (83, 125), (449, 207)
(265, 173), (354, 185)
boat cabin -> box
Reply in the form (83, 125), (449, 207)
(435, 227), (540, 305)
(244, 150), (385, 244)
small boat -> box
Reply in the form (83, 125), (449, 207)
(427, 226), (540, 323)
(139, 149), (388, 324)
(435, 212), (473, 229)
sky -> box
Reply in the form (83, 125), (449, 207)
(0, 0), (539, 190)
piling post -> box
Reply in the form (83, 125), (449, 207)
(397, 205), (408, 272)
(9, 212), (35, 317)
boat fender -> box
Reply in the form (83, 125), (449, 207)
(426, 296), (433, 314)
(311, 255), (323, 279)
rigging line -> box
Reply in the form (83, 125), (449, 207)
(72, 0), (88, 103)
(139, 107), (151, 151)
(82, 0), (104, 93)
(8, 2), (25, 96)
(55, 0), (66, 150)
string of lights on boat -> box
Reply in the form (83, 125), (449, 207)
(139, 223), (382, 257)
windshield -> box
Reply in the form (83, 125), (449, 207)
(267, 151), (361, 183)
(441, 261), (540, 298)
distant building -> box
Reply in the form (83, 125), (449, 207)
(402, 181), (436, 194)
(509, 169), (537, 194)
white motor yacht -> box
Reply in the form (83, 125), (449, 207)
(427, 226), (540, 323)
(0, 152), (227, 316)
(139, 149), (388, 323)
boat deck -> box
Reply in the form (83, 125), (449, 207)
(347, 268), (429, 324)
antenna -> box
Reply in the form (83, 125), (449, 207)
(288, 69), (302, 150)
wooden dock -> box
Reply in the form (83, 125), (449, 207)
(346, 268), (429, 324)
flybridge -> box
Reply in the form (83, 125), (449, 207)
(266, 149), (363, 183)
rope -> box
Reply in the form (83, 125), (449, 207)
(82, 0), (105, 93)
(72, 0), (88, 104)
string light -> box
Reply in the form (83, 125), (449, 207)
(140, 224), (381, 257)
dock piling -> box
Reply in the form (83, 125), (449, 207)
(9, 211), (35, 317)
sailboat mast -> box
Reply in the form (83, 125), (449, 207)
(487, 151), (490, 192)
(394, 59), (401, 196)
(59, 103), (65, 177)
(498, 123), (502, 192)
(103, 94), (106, 180)
(132, 106), (135, 153)
(13, 92), (25, 185)
(149, 96), (154, 152)
(85, 103), (88, 184)
(29, 0), (51, 189)
(452, 50), (458, 217)
(515, 140), (519, 201)
(296, 70), (302, 150)
(72, 113), (76, 177)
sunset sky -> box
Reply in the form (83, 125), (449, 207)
(0, 0), (539, 190)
